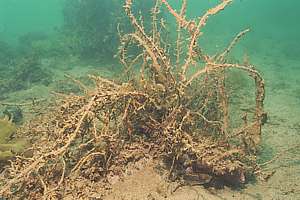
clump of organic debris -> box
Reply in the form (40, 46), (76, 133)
(0, 0), (265, 199)
(0, 56), (53, 96)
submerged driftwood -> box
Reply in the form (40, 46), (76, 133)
(0, 0), (265, 198)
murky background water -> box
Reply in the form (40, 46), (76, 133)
(0, 0), (299, 199)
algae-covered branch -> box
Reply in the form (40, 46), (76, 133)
(0, 0), (265, 198)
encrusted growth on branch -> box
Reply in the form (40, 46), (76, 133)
(0, 0), (265, 198)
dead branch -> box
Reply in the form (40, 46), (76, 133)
(0, 0), (266, 198)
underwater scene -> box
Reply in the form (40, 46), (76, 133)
(0, 0), (299, 199)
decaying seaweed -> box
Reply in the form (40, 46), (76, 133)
(0, 0), (265, 198)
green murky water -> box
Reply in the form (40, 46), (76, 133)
(0, 0), (299, 199)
